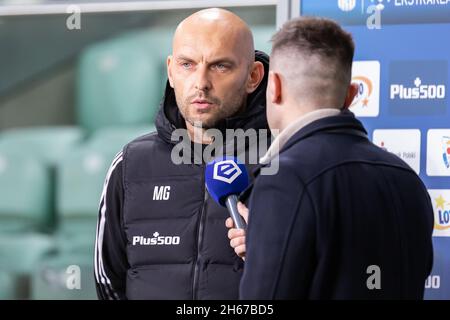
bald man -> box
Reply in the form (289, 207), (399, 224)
(231, 17), (433, 299)
(94, 8), (268, 300)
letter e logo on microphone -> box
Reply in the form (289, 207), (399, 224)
(213, 160), (242, 184)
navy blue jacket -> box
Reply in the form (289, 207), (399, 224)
(240, 111), (434, 300)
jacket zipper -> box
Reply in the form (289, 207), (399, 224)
(192, 168), (208, 300)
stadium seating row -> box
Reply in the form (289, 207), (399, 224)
(0, 125), (154, 299)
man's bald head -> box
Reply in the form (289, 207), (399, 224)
(167, 8), (265, 132)
(173, 8), (255, 67)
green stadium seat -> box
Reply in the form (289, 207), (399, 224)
(56, 126), (154, 254)
(0, 272), (16, 300)
(31, 253), (97, 300)
(0, 152), (52, 232)
(86, 125), (155, 150)
(77, 28), (172, 132)
(106, 28), (173, 96)
(56, 150), (114, 253)
(0, 233), (55, 274)
(120, 27), (173, 60)
(0, 126), (85, 231)
(56, 146), (114, 251)
(0, 233), (55, 299)
(0, 126), (84, 165)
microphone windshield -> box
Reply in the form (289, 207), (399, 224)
(205, 156), (249, 206)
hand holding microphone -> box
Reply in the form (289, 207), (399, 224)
(205, 157), (249, 259)
(226, 202), (248, 260)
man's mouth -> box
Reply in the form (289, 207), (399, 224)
(191, 99), (214, 110)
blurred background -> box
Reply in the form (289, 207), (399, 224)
(0, 0), (277, 299)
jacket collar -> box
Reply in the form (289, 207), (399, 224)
(260, 108), (340, 164)
(283, 109), (367, 151)
(261, 109), (367, 164)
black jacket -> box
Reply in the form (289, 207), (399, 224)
(240, 111), (434, 300)
(94, 51), (270, 300)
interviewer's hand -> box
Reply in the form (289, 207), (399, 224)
(225, 201), (249, 260)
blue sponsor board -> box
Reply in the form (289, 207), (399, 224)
(302, 0), (450, 25)
(389, 60), (447, 116)
(301, 0), (450, 299)
(424, 237), (450, 299)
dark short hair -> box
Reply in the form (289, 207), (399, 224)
(271, 17), (355, 73)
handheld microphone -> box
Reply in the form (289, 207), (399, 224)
(205, 156), (249, 230)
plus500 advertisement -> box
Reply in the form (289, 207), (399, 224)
(300, 0), (450, 300)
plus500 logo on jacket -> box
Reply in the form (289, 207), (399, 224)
(132, 232), (180, 246)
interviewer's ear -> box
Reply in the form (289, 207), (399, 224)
(267, 71), (282, 104)
(343, 82), (359, 109)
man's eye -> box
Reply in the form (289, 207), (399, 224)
(182, 63), (192, 69)
(214, 64), (228, 71)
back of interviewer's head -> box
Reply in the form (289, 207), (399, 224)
(269, 17), (355, 113)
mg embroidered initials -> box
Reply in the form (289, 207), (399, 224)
(153, 186), (171, 200)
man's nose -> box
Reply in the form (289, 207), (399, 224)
(194, 65), (212, 92)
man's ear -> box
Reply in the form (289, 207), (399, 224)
(167, 55), (174, 88)
(246, 61), (265, 94)
(268, 71), (282, 104)
(343, 82), (359, 109)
